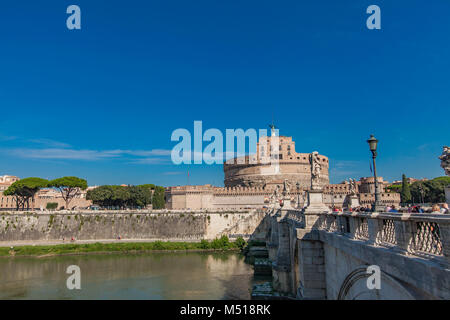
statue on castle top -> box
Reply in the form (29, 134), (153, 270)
(310, 151), (322, 190)
(268, 123), (277, 137)
(439, 146), (450, 176)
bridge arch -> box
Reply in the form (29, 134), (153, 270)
(337, 265), (416, 300)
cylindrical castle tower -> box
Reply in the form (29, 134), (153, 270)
(223, 134), (329, 189)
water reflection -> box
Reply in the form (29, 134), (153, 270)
(0, 252), (254, 300)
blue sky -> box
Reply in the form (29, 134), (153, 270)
(0, 1), (449, 186)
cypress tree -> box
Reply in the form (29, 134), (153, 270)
(152, 186), (166, 209)
(400, 174), (412, 204)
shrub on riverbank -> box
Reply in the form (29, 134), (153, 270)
(0, 238), (244, 257)
(235, 236), (246, 250)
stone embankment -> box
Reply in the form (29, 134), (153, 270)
(0, 209), (266, 243)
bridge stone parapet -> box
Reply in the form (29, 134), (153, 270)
(265, 208), (450, 300)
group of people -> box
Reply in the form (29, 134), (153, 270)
(331, 203), (449, 214)
(432, 203), (449, 214)
(332, 206), (372, 213)
(403, 203), (449, 214)
(385, 204), (449, 214)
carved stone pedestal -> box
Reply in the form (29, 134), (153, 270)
(303, 190), (331, 214)
(346, 195), (360, 209)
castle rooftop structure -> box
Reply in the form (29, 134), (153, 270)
(223, 134), (329, 189)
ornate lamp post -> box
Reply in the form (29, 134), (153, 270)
(367, 135), (384, 212)
(296, 182), (300, 208)
(418, 184), (425, 205)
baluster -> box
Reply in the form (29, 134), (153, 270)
(367, 217), (382, 246)
(394, 219), (413, 252)
(439, 222), (450, 263)
(336, 215), (344, 234)
(407, 220), (418, 254)
(348, 216), (358, 239)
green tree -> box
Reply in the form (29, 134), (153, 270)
(400, 174), (412, 204)
(87, 185), (153, 209)
(152, 186), (165, 209)
(128, 186), (152, 208)
(139, 184), (156, 190)
(86, 185), (114, 208)
(112, 185), (130, 209)
(410, 177), (450, 204)
(49, 176), (88, 210)
(4, 177), (49, 210)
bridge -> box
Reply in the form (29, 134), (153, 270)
(257, 205), (450, 299)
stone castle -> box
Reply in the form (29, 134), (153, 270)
(166, 133), (400, 210)
(224, 135), (329, 188)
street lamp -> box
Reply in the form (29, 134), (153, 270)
(367, 134), (384, 212)
(296, 182), (300, 208)
(419, 184), (425, 205)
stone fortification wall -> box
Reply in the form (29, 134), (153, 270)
(0, 209), (266, 242)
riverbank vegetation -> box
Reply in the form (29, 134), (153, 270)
(0, 236), (246, 257)
(387, 176), (450, 204)
(3, 177), (49, 210)
(86, 184), (166, 209)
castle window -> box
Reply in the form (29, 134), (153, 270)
(279, 154), (283, 160)
(279, 145), (282, 151)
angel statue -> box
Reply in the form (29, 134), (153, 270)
(273, 185), (281, 200)
(348, 178), (357, 195)
(439, 146), (450, 176)
(310, 151), (322, 190)
(283, 179), (291, 195)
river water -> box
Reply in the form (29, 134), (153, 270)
(0, 252), (258, 300)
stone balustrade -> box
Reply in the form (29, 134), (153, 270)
(264, 203), (450, 299)
(288, 210), (450, 264)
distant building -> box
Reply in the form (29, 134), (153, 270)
(391, 177), (429, 185)
(0, 175), (19, 191)
(165, 130), (400, 210)
(358, 177), (389, 193)
(224, 133), (330, 189)
(0, 174), (93, 210)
